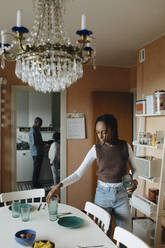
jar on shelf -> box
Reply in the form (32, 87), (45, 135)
(136, 99), (146, 114)
(148, 188), (159, 204)
(138, 132), (144, 144)
(146, 132), (152, 146)
(154, 90), (165, 114)
(140, 132), (145, 144)
(143, 134), (147, 145)
(137, 132), (141, 144)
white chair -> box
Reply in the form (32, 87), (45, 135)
(84, 201), (111, 234)
(113, 226), (151, 248)
(0, 188), (45, 206)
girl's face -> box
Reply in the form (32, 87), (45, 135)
(95, 121), (111, 144)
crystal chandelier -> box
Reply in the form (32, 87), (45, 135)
(0, 0), (95, 92)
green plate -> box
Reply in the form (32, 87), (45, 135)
(57, 216), (83, 228)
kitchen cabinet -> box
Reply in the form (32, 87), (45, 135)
(17, 149), (53, 182)
(17, 150), (33, 182)
(16, 90), (29, 127)
(28, 91), (52, 127)
(16, 90), (60, 129)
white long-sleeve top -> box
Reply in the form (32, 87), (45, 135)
(61, 143), (137, 188)
(48, 141), (60, 164)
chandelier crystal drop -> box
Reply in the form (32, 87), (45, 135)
(0, 0), (95, 93)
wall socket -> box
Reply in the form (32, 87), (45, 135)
(139, 48), (145, 63)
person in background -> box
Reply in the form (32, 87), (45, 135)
(46, 114), (138, 242)
(29, 117), (44, 188)
(48, 132), (60, 186)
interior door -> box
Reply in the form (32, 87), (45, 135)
(91, 91), (133, 197)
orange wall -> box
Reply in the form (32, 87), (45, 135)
(137, 34), (165, 99)
(0, 62), (27, 192)
(0, 62), (136, 209)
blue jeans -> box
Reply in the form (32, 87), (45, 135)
(94, 181), (132, 234)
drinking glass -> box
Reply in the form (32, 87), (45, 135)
(48, 196), (58, 221)
(122, 174), (133, 196)
(21, 204), (31, 222)
(12, 202), (21, 218)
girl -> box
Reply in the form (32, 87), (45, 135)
(47, 114), (137, 235)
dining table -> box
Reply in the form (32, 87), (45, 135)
(0, 202), (117, 248)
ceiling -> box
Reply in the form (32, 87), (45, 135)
(1, 0), (165, 67)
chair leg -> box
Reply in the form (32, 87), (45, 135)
(116, 241), (120, 247)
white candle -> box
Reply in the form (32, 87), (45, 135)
(17, 10), (21, 27)
(1, 30), (5, 46)
(81, 14), (86, 30)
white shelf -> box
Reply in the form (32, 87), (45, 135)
(136, 113), (165, 117)
(138, 176), (160, 183)
(130, 194), (157, 218)
(133, 140), (162, 149)
(131, 194), (165, 218)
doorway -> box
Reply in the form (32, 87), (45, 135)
(11, 86), (67, 203)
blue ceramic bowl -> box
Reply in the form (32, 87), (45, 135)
(15, 229), (36, 247)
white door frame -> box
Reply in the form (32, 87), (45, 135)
(60, 90), (67, 203)
(0, 77), (6, 192)
(11, 86), (67, 203)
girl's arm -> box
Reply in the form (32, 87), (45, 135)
(46, 145), (96, 203)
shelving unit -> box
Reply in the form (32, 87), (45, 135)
(138, 176), (160, 183)
(132, 115), (165, 248)
(133, 140), (162, 149)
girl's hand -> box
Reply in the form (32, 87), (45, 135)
(46, 182), (63, 204)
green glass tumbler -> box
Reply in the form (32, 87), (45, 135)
(12, 202), (21, 218)
(48, 196), (58, 221)
(21, 204), (31, 222)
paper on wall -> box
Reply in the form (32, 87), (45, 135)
(67, 113), (86, 139)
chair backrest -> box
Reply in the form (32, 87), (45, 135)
(84, 201), (111, 234)
(0, 189), (45, 206)
(113, 226), (151, 248)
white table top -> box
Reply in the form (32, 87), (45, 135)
(0, 203), (117, 248)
